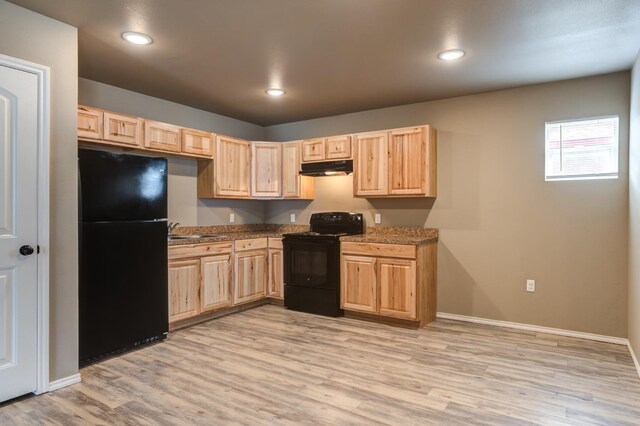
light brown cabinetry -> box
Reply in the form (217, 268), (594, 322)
(103, 111), (143, 148)
(267, 238), (284, 299)
(353, 131), (389, 196)
(282, 142), (314, 199)
(77, 106), (103, 140)
(301, 136), (352, 163)
(354, 125), (437, 198)
(214, 135), (251, 198)
(168, 243), (232, 327)
(340, 241), (436, 327)
(200, 254), (232, 313)
(168, 259), (201, 323)
(234, 238), (268, 304)
(181, 128), (214, 158)
(144, 120), (181, 153)
(251, 143), (282, 198)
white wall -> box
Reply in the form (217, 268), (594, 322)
(0, 1), (78, 381)
(265, 72), (631, 338)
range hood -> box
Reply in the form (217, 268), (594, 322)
(300, 160), (353, 177)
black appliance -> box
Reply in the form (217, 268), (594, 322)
(78, 148), (169, 367)
(283, 212), (364, 316)
(299, 160), (353, 176)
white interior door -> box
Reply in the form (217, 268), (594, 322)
(0, 64), (39, 402)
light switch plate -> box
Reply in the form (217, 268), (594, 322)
(374, 214), (381, 224)
(230, 213), (235, 223)
(526, 279), (535, 292)
(290, 213), (296, 223)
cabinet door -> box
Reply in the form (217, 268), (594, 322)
(301, 138), (325, 162)
(354, 131), (388, 196)
(144, 120), (181, 153)
(388, 126), (426, 196)
(282, 142), (314, 199)
(103, 111), (142, 147)
(326, 135), (352, 159)
(77, 106), (102, 140)
(268, 248), (284, 299)
(341, 255), (377, 313)
(251, 142), (282, 198)
(182, 128), (214, 158)
(168, 259), (200, 323)
(200, 254), (232, 313)
(378, 258), (417, 320)
(215, 135), (251, 198)
(234, 249), (267, 304)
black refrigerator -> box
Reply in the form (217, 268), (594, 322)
(78, 148), (169, 367)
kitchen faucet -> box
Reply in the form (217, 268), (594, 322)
(168, 222), (180, 236)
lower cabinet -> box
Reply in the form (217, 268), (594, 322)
(200, 254), (232, 313)
(267, 238), (284, 299)
(340, 241), (436, 327)
(168, 259), (201, 323)
(234, 249), (267, 304)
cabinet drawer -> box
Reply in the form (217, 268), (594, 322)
(169, 242), (232, 260)
(77, 106), (103, 139)
(103, 112), (142, 147)
(301, 138), (325, 162)
(341, 242), (416, 259)
(268, 237), (283, 249)
(326, 135), (352, 159)
(144, 120), (181, 153)
(234, 238), (268, 252)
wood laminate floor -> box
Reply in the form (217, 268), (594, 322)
(2, 305), (640, 425)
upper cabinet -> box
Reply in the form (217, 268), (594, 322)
(77, 106), (103, 140)
(251, 142), (282, 198)
(103, 111), (143, 148)
(181, 128), (214, 158)
(354, 125), (436, 198)
(353, 131), (389, 197)
(215, 135), (251, 198)
(282, 141), (314, 200)
(301, 135), (352, 163)
(144, 120), (181, 153)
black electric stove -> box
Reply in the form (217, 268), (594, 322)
(283, 212), (364, 316)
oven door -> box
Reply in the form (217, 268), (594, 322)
(283, 238), (340, 288)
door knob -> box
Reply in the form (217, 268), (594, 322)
(19, 245), (35, 256)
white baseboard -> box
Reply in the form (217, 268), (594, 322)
(436, 312), (628, 345)
(629, 341), (640, 380)
(48, 373), (81, 392)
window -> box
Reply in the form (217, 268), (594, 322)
(545, 116), (619, 181)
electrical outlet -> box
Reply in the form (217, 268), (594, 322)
(526, 279), (535, 292)
(290, 213), (296, 223)
(374, 213), (381, 224)
(229, 213), (235, 223)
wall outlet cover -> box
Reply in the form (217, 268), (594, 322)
(374, 213), (381, 224)
(290, 213), (296, 223)
(526, 279), (535, 292)
(230, 213), (235, 223)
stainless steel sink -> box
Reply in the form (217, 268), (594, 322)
(168, 234), (220, 240)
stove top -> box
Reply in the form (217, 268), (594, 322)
(283, 212), (364, 240)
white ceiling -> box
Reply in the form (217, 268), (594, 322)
(9, 0), (640, 125)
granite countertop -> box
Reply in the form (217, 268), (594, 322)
(340, 226), (438, 246)
(168, 224), (438, 247)
(167, 224), (308, 246)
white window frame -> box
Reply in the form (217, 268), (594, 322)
(544, 115), (619, 182)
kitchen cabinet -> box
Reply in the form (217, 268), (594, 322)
(144, 120), (181, 153)
(251, 142), (282, 198)
(181, 128), (214, 158)
(234, 248), (267, 304)
(301, 136), (352, 163)
(77, 105), (102, 140)
(354, 125), (437, 198)
(282, 141), (315, 199)
(267, 238), (284, 299)
(103, 111), (143, 148)
(200, 254), (232, 313)
(214, 135), (251, 198)
(340, 241), (436, 327)
(168, 242), (233, 327)
(353, 131), (389, 196)
(168, 259), (200, 323)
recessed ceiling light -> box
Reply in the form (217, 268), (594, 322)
(266, 88), (286, 97)
(437, 49), (465, 61)
(122, 32), (153, 45)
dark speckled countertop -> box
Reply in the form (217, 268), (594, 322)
(168, 224), (438, 247)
